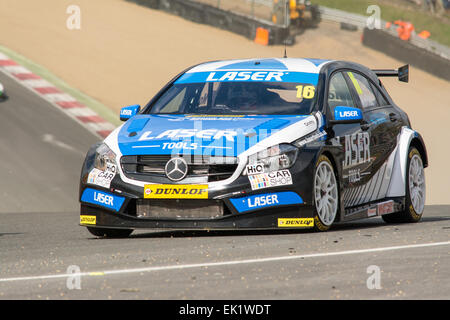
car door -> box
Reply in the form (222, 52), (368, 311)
(326, 71), (369, 208)
(343, 70), (401, 206)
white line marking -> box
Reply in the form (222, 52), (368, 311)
(131, 145), (161, 148)
(202, 146), (232, 149)
(0, 241), (449, 283)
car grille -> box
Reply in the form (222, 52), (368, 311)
(136, 199), (224, 219)
(121, 155), (238, 183)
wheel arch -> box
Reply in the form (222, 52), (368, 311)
(386, 127), (428, 198)
(410, 136), (428, 168)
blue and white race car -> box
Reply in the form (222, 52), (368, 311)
(79, 58), (428, 237)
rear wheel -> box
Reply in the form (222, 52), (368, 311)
(87, 227), (133, 238)
(313, 155), (339, 232)
(382, 147), (425, 223)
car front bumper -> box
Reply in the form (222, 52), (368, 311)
(79, 145), (318, 230)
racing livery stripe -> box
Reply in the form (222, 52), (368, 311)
(354, 177), (368, 206)
(343, 148), (399, 209)
(186, 58), (332, 74)
(0, 52), (115, 138)
(364, 169), (380, 204)
(346, 186), (359, 207)
(371, 163), (386, 201)
(368, 165), (385, 203)
(117, 114), (311, 157)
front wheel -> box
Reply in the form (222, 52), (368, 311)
(382, 147), (425, 223)
(86, 227), (133, 238)
(313, 155), (339, 232)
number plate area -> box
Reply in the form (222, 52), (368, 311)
(136, 199), (225, 219)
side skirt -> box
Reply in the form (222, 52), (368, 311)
(341, 197), (405, 222)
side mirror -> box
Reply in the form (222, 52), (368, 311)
(329, 106), (363, 125)
(120, 105), (141, 121)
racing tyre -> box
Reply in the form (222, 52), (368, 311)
(382, 147), (425, 223)
(87, 227), (133, 238)
(313, 155), (339, 232)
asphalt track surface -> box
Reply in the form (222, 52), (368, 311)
(0, 71), (449, 300)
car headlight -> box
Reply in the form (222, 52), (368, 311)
(245, 144), (298, 174)
(94, 143), (117, 171)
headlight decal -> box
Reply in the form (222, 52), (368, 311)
(246, 143), (298, 174)
(88, 143), (118, 189)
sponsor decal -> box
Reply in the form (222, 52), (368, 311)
(295, 130), (327, 147)
(162, 142), (198, 150)
(248, 170), (292, 190)
(120, 104), (140, 120)
(144, 184), (208, 199)
(303, 119), (315, 127)
(340, 110), (358, 117)
(245, 163), (265, 175)
(80, 215), (96, 225)
(377, 200), (394, 216)
(343, 132), (371, 169)
(121, 109), (132, 116)
(334, 106), (362, 121)
(206, 71), (285, 82)
(182, 115), (247, 121)
(296, 85), (316, 100)
(348, 168), (361, 183)
(230, 191), (303, 213)
(367, 208), (377, 217)
(175, 71), (319, 85)
(81, 188), (125, 212)
(277, 218), (314, 227)
(87, 163), (116, 189)
(138, 129), (237, 142)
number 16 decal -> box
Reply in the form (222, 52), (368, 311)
(296, 85), (315, 99)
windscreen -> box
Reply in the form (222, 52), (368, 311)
(146, 81), (317, 115)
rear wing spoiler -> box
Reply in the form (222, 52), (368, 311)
(372, 64), (409, 83)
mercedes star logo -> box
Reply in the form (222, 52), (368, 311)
(165, 157), (188, 181)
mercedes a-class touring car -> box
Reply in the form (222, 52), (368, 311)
(79, 58), (427, 237)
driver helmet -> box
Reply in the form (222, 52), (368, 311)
(228, 83), (258, 109)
